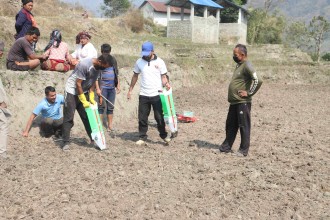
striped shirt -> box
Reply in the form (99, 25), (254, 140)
(100, 67), (115, 89)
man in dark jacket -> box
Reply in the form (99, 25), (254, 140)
(219, 44), (263, 157)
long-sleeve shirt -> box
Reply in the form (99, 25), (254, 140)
(228, 60), (263, 105)
(15, 9), (34, 40)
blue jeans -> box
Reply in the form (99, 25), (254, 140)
(99, 88), (116, 115)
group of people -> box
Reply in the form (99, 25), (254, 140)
(7, 0), (98, 72)
(0, 1), (263, 159)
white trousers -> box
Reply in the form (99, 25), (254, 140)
(0, 110), (9, 154)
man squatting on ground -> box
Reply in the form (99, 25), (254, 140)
(0, 41), (12, 159)
(6, 27), (47, 71)
(219, 44), (263, 157)
(61, 55), (111, 151)
(22, 86), (64, 138)
(127, 41), (171, 145)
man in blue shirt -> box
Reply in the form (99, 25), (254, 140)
(22, 86), (64, 138)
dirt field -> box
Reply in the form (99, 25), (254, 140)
(1, 78), (329, 219)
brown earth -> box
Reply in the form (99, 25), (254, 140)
(1, 69), (329, 219)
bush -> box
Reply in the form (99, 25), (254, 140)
(125, 9), (144, 33)
(321, 53), (330, 61)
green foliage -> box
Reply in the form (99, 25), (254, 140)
(102, 0), (131, 18)
(221, 7), (238, 23)
(283, 21), (310, 50)
(308, 16), (330, 62)
(220, 0), (246, 23)
(321, 53), (330, 61)
(247, 9), (285, 44)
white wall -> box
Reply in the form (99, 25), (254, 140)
(153, 12), (190, 26)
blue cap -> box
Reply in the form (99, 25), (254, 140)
(141, 41), (154, 57)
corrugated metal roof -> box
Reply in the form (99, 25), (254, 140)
(147, 1), (191, 14)
(166, 0), (223, 9)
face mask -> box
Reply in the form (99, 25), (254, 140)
(142, 56), (150, 61)
(233, 56), (240, 63)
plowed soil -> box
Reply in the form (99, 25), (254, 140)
(1, 81), (329, 219)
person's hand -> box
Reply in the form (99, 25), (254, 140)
(127, 91), (132, 100)
(0, 102), (7, 108)
(89, 91), (96, 105)
(238, 90), (248, 97)
(22, 131), (29, 137)
(78, 94), (90, 108)
(41, 54), (48, 60)
(164, 82), (171, 90)
(116, 87), (121, 94)
(96, 88), (101, 96)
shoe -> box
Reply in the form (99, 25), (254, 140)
(163, 136), (171, 144)
(136, 139), (146, 146)
(62, 143), (70, 151)
(52, 135), (63, 142)
(89, 141), (99, 149)
(170, 131), (178, 138)
(231, 151), (247, 157)
(219, 145), (232, 153)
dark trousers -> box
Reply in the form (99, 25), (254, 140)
(40, 117), (63, 137)
(62, 92), (92, 144)
(220, 103), (251, 155)
(138, 95), (167, 140)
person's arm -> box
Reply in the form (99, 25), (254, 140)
(89, 82), (96, 105)
(116, 78), (121, 94)
(28, 53), (47, 61)
(113, 57), (121, 94)
(95, 79), (101, 96)
(15, 12), (26, 33)
(238, 63), (262, 98)
(76, 79), (90, 108)
(127, 73), (139, 100)
(22, 113), (37, 137)
(161, 74), (170, 90)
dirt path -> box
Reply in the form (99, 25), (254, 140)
(1, 83), (329, 219)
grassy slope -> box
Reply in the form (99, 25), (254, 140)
(1, 0), (329, 86)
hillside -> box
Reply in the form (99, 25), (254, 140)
(246, 0), (330, 22)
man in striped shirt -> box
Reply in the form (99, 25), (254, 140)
(219, 44), (263, 157)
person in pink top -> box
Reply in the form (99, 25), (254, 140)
(41, 30), (71, 72)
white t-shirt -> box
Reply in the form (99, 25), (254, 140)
(71, 42), (97, 61)
(133, 56), (167, 97)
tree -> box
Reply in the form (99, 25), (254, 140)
(247, 9), (285, 44)
(308, 16), (330, 62)
(102, 0), (131, 18)
(220, 0), (247, 23)
(283, 21), (309, 50)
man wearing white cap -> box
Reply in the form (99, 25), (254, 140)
(127, 41), (171, 145)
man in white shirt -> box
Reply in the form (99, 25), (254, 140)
(127, 41), (171, 145)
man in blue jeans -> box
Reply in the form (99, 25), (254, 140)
(127, 41), (171, 145)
